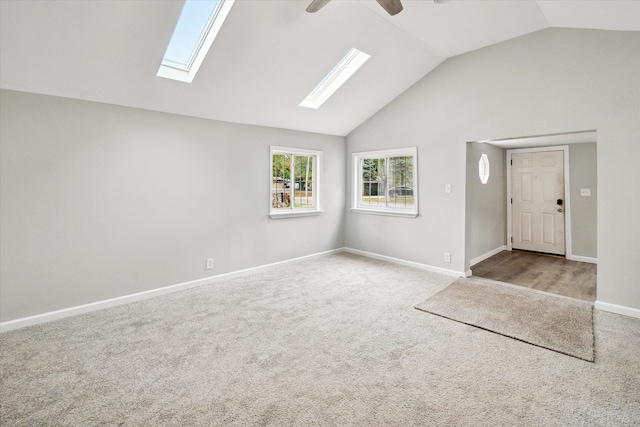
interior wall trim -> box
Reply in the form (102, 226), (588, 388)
(594, 301), (640, 320)
(344, 248), (465, 278)
(567, 255), (597, 264)
(4, 245), (603, 332)
(0, 248), (345, 333)
(470, 245), (508, 267)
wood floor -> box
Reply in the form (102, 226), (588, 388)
(471, 250), (597, 302)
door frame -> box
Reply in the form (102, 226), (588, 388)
(506, 145), (572, 258)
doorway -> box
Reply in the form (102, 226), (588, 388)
(509, 148), (567, 256)
(465, 131), (597, 302)
(507, 146), (572, 258)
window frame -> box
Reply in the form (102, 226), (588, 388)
(299, 48), (371, 109)
(269, 146), (323, 219)
(351, 147), (418, 218)
(157, 0), (236, 83)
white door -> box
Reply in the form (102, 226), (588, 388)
(511, 151), (565, 255)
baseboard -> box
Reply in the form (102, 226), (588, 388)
(344, 248), (465, 278)
(470, 245), (508, 267)
(469, 247), (597, 266)
(0, 248), (345, 333)
(594, 301), (640, 319)
(567, 254), (598, 264)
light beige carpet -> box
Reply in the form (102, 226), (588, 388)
(3, 254), (639, 426)
(415, 277), (595, 362)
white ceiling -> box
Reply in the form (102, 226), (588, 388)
(1, 0), (639, 136)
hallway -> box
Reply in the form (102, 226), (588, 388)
(471, 250), (597, 302)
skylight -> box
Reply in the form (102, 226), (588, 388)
(157, 0), (235, 83)
(300, 48), (371, 109)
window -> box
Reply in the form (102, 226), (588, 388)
(299, 48), (371, 109)
(479, 153), (490, 184)
(270, 146), (322, 218)
(157, 0), (235, 83)
(352, 147), (418, 218)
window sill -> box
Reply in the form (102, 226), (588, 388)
(350, 208), (418, 218)
(269, 210), (323, 219)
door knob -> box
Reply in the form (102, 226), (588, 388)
(557, 208), (564, 212)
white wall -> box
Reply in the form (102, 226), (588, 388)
(346, 29), (640, 311)
(0, 90), (346, 322)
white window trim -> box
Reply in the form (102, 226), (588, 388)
(157, 0), (235, 83)
(269, 146), (323, 219)
(351, 147), (418, 218)
(299, 48), (371, 109)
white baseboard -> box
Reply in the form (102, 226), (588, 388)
(0, 248), (345, 333)
(344, 247), (465, 278)
(594, 301), (640, 319)
(567, 254), (598, 264)
(470, 245), (508, 267)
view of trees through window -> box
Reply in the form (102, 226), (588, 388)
(272, 153), (315, 210)
(361, 156), (414, 208)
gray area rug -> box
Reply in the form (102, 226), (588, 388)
(2, 253), (639, 426)
(415, 277), (595, 362)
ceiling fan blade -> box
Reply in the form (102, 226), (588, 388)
(376, 0), (403, 16)
(306, 0), (331, 13)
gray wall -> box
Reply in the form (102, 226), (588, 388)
(569, 143), (597, 259)
(2, 28), (637, 322)
(465, 143), (506, 267)
(0, 90), (346, 322)
(346, 29), (639, 310)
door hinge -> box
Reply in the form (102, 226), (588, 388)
(510, 198), (513, 204)
(511, 237), (513, 243)
(510, 159), (513, 165)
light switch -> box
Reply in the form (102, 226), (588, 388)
(445, 184), (452, 194)
(580, 188), (591, 197)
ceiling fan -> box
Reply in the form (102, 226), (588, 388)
(306, 0), (403, 16)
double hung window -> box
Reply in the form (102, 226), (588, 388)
(270, 146), (322, 218)
(352, 147), (418, 217)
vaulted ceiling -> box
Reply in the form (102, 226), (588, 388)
(1, 0), (638, 136)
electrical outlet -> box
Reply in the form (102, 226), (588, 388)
(206, 258), (214, 270)
(580, 188), (591, 196)
(444, 253), (451, 263)
(445, 184), (452, 194)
